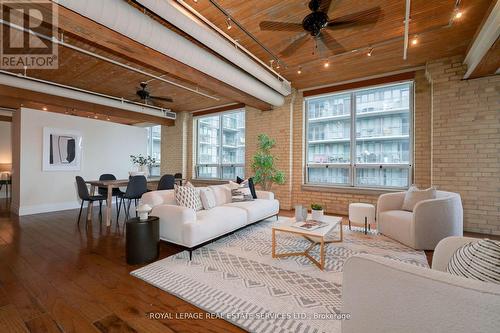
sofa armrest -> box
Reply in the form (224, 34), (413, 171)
(432, 236), (477, 272)
(256, 190), (274, 200)
(413, 196), (463, 249)
(342, 254), (500, 333)
(376, 192), (405, 216)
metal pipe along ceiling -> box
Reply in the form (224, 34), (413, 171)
(137, 0), (291, 96)
(56, 0), (286, 107)
(0, 71), (176, 119)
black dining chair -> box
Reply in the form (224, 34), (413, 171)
(118, 175), (148, 220)
(75, 176), (105, 225)
(98, 174), (124, 220)
(157, 174), (175, 190)
(174, 173), (183, 185)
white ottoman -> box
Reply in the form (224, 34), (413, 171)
(349, 203), (376, 234)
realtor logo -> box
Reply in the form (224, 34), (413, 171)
(0, 0), (58, 69)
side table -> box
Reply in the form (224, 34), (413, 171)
(126, 216), (160, 265)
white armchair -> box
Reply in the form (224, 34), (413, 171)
(341, 237), (500, 333)
(377, 190), (463, 250)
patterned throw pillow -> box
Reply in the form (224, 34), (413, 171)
(447, 239), (500, 284)
(228, 181), (254, 202)
(174, 184), (203, 211)
(199, 188), (216, 210)
(402, 185), (437, 211)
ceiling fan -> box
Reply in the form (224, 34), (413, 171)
(136, 82), (173, 105)
(259, 0), (381, 57)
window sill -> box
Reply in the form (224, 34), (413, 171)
(301, 184), (405, 195)
(191, 179), (229, 185)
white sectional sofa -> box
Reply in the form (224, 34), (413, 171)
(141, 184), (279, 257)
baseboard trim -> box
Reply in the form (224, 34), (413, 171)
(18, 198), (119, 216)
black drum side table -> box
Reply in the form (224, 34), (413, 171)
(126, 216), (159, 265)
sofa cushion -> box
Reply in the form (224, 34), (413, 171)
(174, 184), (203, 211)
(447, 239), (500, 284)
(183, 206), (247, 247)
(402, 185), (437, 211)
(225, 199), (279, 223)
(208, 184), (231, 206)
(199, 188), (216, 210)
(378, 210), (413, 247)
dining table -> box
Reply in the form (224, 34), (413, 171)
(84, 176), (187, 227)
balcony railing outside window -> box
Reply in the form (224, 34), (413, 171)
(195, 110), (245, 180)
(305, 82), (413, 189)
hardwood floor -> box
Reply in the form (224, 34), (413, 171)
(0, 198), (496, 332)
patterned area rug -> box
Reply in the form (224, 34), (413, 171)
(131, 217), (428, 333)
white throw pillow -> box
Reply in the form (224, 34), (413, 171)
(208, 184), (232, 206)
(174, 184), (203, 211)
(199, 188), (216, 210)
(402, 185), (437, 211)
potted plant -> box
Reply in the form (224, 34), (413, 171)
(251, 134), (285, 191)
(311, 203), (324, 220)
(130, 154), (156, 178)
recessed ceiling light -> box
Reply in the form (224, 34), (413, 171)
(297, 67), (302, 74)
(106, 116), (111, 121)
(411, 36), (418, 45)
(454, 10), (463, 19)
(323, 60), (330, 68)
(42, 106), (47, 111)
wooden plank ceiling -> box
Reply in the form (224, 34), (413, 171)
(193, 0), (493, 88)
(0, 0), (494, 125)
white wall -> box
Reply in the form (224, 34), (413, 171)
(0, 119), (12, 199)
(16, 108), (148, 215)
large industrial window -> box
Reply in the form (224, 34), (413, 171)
(305, 82), (412, 189)
(195, 110), (245, 180)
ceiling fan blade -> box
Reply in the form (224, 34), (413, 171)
(150, 96), (174, 103)
(319, 0), (335, 13)
(259, 21), (303, 32)
(280, 33), (309, 57)
(319, 30), (346, 54)
(327, 7), (381, 30)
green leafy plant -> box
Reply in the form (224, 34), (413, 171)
(311, 203), (323, 211)
(251, 134), (285, 191)
(130, 154), (156, 167)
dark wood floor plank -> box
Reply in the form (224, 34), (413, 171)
(0, 304), (30, 333)
(94, 314), (137, 333)
(25, 314), (63, 333)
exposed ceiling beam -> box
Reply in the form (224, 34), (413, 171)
(463, 0), (500, 79)
(0, 85), (174, 126)
(48, 4), (272, 111)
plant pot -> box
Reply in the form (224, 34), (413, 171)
(311, 209), (324, 221)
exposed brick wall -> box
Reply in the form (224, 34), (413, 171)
(426, 55), (500, 235)
(160, 111), (188, 176)
(413, 70), (432, 188)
